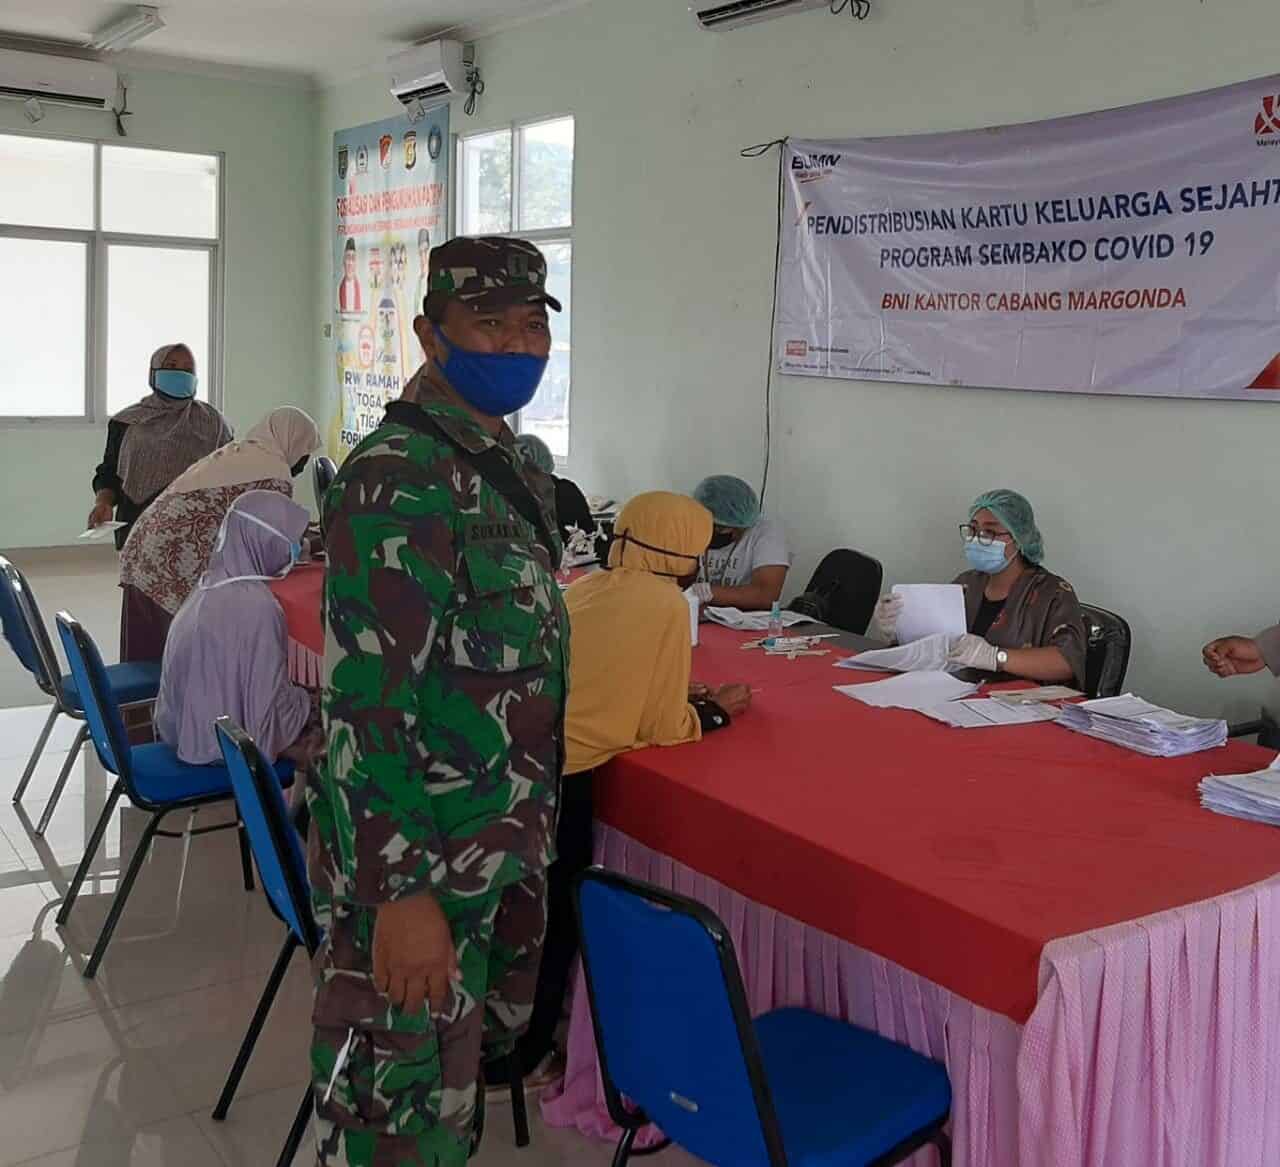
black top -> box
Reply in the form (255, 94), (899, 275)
(554, 475), (596, 549)
(972, 595), (1007, 640)
(92, 419), (157, 550)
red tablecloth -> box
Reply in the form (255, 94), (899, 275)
(599, 626), (1279, 1022)
(270, 563), (326, 656)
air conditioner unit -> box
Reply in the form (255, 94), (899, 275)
(0, 48), (117, 109)
(692, 0), (829, 31)
(388, 39), (466, 112)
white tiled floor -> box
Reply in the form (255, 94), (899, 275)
(0, 703), (657, 1166)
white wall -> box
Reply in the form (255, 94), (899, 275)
(322, 0), (1280, 719)
(0, 65), (319, 550)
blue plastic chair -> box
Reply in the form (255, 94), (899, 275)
(53, 612), (292, 979)
(212, 718), (536, 1163)
(0, 556), (160, 835)
(213, 719), (317, 1167)
(574, 868), (953, 1167)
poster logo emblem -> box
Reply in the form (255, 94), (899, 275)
(428, 125), (443, 160)
(791, 152), (841, 184)
(337, 145), (349, 179)
(379, 134), (394, 169)
(356, 145), (368, 174)
(785, 340), (808, 358)
(358, 325), (375, 369)
(403, 131), (417, 170)
(1256, 95), (1280, 141)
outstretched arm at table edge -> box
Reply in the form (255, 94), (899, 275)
(1003, 645), (1075, 684)
(317, 469), (451, 909)
(709, 564), (789, 612)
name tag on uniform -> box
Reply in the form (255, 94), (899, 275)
(464, 518), (534, 546)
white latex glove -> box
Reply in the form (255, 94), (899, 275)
(867, 594), (904, 644)
(689, 581), (713, 603)
(947, 633), (1001, 673)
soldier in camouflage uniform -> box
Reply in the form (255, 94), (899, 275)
(307, 236), (570, 1166)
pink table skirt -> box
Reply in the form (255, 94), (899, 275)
(542, 824), (1280, 1166)
(286, 639), (323, 690)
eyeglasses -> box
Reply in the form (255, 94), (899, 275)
(959, 523), (1013, 546)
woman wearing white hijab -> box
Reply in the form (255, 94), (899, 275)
(118, 405), (321, 665)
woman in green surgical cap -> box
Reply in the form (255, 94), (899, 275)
(869, 488), (1087, 686)
(689, 474), (792, 611)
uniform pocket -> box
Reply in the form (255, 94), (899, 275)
(447, 542), (559, 673)
(312, 1023), (444, 1136)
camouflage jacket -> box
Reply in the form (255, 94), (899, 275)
(307, 368), (569, 915)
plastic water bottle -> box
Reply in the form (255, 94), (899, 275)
(766, 600), (783, 646)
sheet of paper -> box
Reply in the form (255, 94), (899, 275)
(703, 607), (813, 632)
(891, 583), (966, 645)
(836, 633), (953, 673)
(78, 522), (125, 542)
(684, 589), (700, 647)
(990, 686), (1082, 705)
(925, 698), (1060, 728)
(834, 669), (978, 710)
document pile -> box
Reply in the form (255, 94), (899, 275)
(1199, 756), (1280, 825)
(1056, 694), (1227, 758)
(704, 607), (813, 632)
(922, 697), (1060, 729)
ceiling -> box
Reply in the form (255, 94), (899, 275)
(0, 0), (582, 84)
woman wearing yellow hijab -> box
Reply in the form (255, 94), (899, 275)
(504, 491), (751, 1088)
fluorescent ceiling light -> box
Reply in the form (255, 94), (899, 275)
(88, 5), (165, 53)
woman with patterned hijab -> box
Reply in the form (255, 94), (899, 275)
(118, 405), (320, 664)
(89, 343), (232, 549)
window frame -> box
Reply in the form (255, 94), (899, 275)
(453, 114), (574, 462)
(0, 128), (225, 428)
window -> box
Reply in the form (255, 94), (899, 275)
(457, 116), (574, 459)
(0, 133), (221, 421)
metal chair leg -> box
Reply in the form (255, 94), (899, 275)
(13, 706), (60, 804)
(611, 1128), (638, 1167)
(35, 724), (87, 836)
(276, 1085), (314, 1167)
(84, 811), (164, 978)
(56, 779), (124, 926)
(237, 821), (256, 892)
(213, 934), (300, 1120)
(508, 1052), (530, 1148)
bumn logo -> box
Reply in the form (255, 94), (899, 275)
(791, 152), (842, 170)
(1256, 95), (1280, 138)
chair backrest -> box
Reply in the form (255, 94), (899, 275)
(1079, 603), (1132, 698)
(55, 613), (130, 779)
(215, 718), (320, 953)
(575, 868), (786, 1166)
(313, 456), (338, 503)
(788, 548), (884, 636)
(0, 556), (61, 697)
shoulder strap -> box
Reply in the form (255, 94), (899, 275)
(382, 402), (558, 563)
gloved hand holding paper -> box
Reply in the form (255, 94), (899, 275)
(890, 583), (966, 644)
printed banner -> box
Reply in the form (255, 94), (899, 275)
(777, 75), (1280, 400)
(331, 110), (448, 455)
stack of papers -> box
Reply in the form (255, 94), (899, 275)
(1200, 758), (1280, 825)
(922, 698), (1060, 729)
(835, 670), (978, 711)
(990, 686), (1082, 705)
(836, 633), (955, 674)
(1056, 694), (1228, 757)
(703, 607), (813, 632)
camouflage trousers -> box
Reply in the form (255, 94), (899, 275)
(311, 873), (548, 1167)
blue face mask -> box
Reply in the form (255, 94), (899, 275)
(152, 369), (198, 400)
(433, 325), (547, 417)
(290, 540), (304, 565)
(964, 537), (1011, 575)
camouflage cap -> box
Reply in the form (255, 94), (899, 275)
(424, 235), (562, 318)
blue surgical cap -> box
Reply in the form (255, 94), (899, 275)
(969, 489), (1044, 565)
(693, 475), (761, 529)
(514, 433), (555, 475)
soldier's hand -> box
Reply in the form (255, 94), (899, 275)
(373, 893), (459, 1015)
